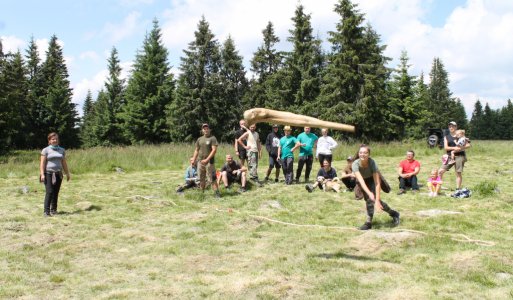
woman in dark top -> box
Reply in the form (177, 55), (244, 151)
(352, 145), (400, 230)
(40, 132), (70, 217)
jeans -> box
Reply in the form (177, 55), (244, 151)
(399, 175), (419, 190)
(296, 155), (313, 182)
(317, 154), (332, 168)
(44, 172), (62, 214)
(281, 157), (294, 185)
(361, 177), (395, 222)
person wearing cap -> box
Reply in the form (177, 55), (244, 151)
(192, 123), (221, 197)
(340, 156), (357, 191)
(237, 123), (262, 181)
(396, 150), (421, 195)
(278, 126), (300, 185)
(438, 121), (471, 191)
(316, 128), (338, 168)
(264, 124), (282, 182)
(234, 119), (248, 167)
(295, 126), (318, 183)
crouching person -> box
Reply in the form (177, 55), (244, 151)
(220, 154), (248, 193)
(306, 160), (341, 193)
(176, 157), (199, 193)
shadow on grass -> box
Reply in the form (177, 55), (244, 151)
(311, 251), (382, 262)
(57, 205), (102, 215)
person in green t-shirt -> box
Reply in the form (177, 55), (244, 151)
(192, 123), (220, 198)
(295, 127), (318, 183)
(277, 126), (300, 185)
(352, 144), (400, 230)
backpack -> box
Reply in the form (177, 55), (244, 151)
(451, 188), (471, 198)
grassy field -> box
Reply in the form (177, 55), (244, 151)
(1, 141), (512, 299)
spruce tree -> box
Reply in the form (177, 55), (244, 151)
(122, 19), (175, 144)
(168, 17), (226, 141)
(79, 90), (98, 147)
(0, 44), (20, 152)
(24, 37), (45, 148)
(96, 47), (127, 145)
(244, 22), (282, 110)
(38, 35), (80, 148)
(481, 102), (497, 139)
(318, 0), (390, 140)
(469, 100), (484, 139)
(219, 36), (248, 132)
(427, 57), (453, 128)
(282, 5), (324, 114)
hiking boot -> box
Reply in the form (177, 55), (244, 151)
(274, 178), (279, 183)
(50, 210), (57, 216)
(239, 187), (247, 193)
(390, 211), (400, 226)
(215, 191), (221, 198)
(397, 189), (406, 195)
(305, 184), (314, 193)
(264, 177), (269, 182)
(359, 222), (372, 230)
(44, 212), (52, 217)
(176, 187), (184, 193)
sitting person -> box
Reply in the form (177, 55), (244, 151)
(340, 156), (357, 191)
(306, 160), (341, 193)
(427, 169), (443, 197)
(219, 154), (248, 192)
(176, 157), (199, 193)
(397, 150), (421, 195)
(448, 129), (469, 165)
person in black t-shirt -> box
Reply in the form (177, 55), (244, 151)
(234, 119), (248, 167)
(219, 154), (248, 192)
(264, 124), (282, 182)
(305, 160), (340, 192)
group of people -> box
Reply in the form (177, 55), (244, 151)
(396, 121), (471, 197)
(39, 120), (469, 230)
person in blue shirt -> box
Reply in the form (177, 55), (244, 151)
(176, 157), (199, 193)
(277, 126), (300, 185)
(295, 127), (318, 183)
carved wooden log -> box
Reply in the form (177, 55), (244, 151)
(243, 108), (355, 133)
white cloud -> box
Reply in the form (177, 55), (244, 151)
(79, 51), (100, 61)
(71, 60), (133, 115)
(100, 11), (144, 44)
(1, 35), (25, 53)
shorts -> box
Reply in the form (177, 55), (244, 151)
(268, 154), (281, 169)
(440, 155), (466, 173)
(226, 171), (242, 185)
(237, 149), (247, 160)
(198, 161), (216, 185)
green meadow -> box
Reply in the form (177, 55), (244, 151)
(1, 141), (512, 299)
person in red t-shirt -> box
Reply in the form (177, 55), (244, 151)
(397, 150), (421, 195)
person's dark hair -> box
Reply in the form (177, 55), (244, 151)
(323, 159), (331, 165)
(407, 149), (415, 157)
(47, 132), (59, 142)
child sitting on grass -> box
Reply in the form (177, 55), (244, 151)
(448, 129), (469, 165)
(427, 169), (442, 197)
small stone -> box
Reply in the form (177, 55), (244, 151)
(496, 272), (512, 281)
(115, 167), (124, 173)
(75, 201), (93, 211)
(20, 186), (30, 194)
(261, 200), (283, 209)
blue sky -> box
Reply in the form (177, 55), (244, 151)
(2, 0), (512, 118)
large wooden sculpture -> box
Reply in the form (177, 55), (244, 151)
(243, 108), (355, 133)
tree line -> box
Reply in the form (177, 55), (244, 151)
(0, 0), (509, 153)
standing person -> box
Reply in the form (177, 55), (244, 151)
(192, 123), (220, 198)
(277, 126), (300, 185)
(40, 132), (71, 217)
(237, 124), (262, 181)
(234, 119), (248, 167)
(438, 121), (471, 191)
(296, 127), (318, 183)
(176, 157), (199, 193)
(340, 156), (357, 191)
(397, 150), (421, 195)
(264, 124), (282, 183)
(352, 145), (400, 230)
(316, 128), (338, 168)
(219, 154), (248, 192)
